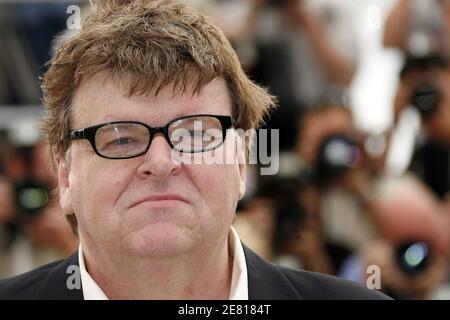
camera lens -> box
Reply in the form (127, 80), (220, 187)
(315, 134), (363, 181)
(18, 187), (48, 211)
(15, 179), (50, 217)
(396, 241), (430, 275)
(411, 83), (439, 117)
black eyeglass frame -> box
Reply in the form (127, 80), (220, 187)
(69, 114), (234, 159)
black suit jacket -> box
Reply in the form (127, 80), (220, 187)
(0, 245), (390, 300)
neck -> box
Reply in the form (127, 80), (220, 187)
(81, 234), (233, 299)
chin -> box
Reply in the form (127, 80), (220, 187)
(127, 223), (195, 258)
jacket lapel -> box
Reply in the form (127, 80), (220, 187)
(33, 246), (302, 300)
(34, 252), (84, 300)
(243, 245), (302, 300)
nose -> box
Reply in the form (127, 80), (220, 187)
(136, 133), (181, 180)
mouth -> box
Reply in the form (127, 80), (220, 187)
(130, 194), (190, 209)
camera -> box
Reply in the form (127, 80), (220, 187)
(14, 178), (50, 218)
(410, 82), (439, 117)
(314, 134), (364, 183)
(1, 179), (50, 248)
(401, 54), (448, 118)
(395, 241), (431, 276)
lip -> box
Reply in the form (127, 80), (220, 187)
(130, 194), (189, 208)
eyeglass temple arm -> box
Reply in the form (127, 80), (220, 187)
(70, 129), (86, 140)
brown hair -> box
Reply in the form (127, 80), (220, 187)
(40, 0), (276, 233)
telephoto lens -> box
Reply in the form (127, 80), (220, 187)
(314, 134), (364, 182)
(396, 241), (430, 276)
(15, 179), (50, 218)
(411, 83), (439, 117)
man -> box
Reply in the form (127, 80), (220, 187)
(393, 51), (450, 199)
(339, 175), (450, 299)
(0, 0), (388, 300)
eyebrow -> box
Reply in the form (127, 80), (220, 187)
(102, 115), (136, 122)
(100, 112), (213, 125)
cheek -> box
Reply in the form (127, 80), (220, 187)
(69, 159), (132, 225)
(186, 163), (241, 220)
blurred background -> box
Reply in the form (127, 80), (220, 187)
(2, 0), (450, 300)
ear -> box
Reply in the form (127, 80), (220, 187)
(238, 162), (247, 200)
(236, 133), (247, 200)
(58, 158), (74, 214)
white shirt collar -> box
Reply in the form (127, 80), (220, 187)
(78, 226), (248, 300)
(78, 244), (109, 300)
(227, 226), (248, 300)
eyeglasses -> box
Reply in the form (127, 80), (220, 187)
(69, 114), (234, 159)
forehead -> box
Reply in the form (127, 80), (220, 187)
(70, 73), (232, 128)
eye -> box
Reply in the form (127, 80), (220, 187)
(189, 129), (205, 137)
(109, 137), (135, 146)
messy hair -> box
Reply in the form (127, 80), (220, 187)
(40, 0), (276, 233)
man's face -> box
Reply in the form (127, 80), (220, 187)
(59, 74), (246, 258)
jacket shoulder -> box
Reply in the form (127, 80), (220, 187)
(243, 244), (391, 300)
(277, 265), (391, 300)
(0, 259), (66, 300)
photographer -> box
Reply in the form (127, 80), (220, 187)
(235, 169), (342, 274)
(340, 175), (450, 299)
(385, 0), (450, 200)
(294, 104), (380, 268)
(394, 55), (450, 146)
(0, 142), (77, 278)
(392, 53), (450, 199)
